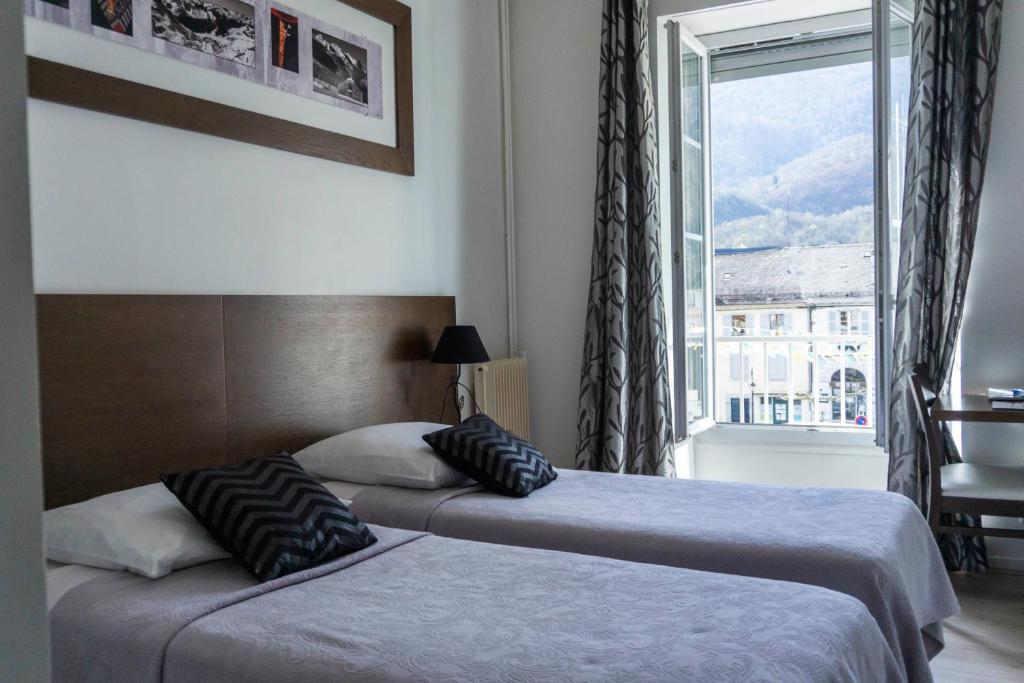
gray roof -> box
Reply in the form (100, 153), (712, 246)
(714, 243), (874, 307)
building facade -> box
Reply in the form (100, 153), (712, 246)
(713, 244), (875, 428)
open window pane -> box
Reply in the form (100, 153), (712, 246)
(681, 50), (702, 143)
(683, 145), (704, 235)
(667, 22), (713, 438)
(888, 15), (911, 291)
(684, 237), (705, 331)
(686, 339), (707, 422)
(871, 0), (913, 445)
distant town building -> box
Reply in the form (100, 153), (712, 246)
(712, 243), (875, 427)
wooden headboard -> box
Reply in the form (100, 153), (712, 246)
(36, 295), (455, 509)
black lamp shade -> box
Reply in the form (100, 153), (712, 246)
(430, 326), (490, 364)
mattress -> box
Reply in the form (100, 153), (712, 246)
(50, 525), (903, 682)
(347, 468), (960, 683)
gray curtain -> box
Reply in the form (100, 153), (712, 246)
(576, 0), (674, 476)
(888, 0), (1003, 571)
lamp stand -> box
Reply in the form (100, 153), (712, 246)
(438, 363), (480, 424)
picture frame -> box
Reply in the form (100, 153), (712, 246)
(26, 0), (414, 175)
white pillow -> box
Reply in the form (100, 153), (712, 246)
(294, 422), (471, 489)
(45, 483), (230, 579)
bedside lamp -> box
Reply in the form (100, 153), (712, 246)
(431, 325), (489, 424)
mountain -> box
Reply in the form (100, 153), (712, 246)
(709, 60), (874, 248)
(718, 133), (873, 214)
(714, 205), (874, 250)
(713, 194), (769, 223)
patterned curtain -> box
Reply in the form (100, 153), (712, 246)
(888, 0), (1003, 572)
(575, 0), (674, 476)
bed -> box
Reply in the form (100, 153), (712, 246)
(336, 468), (958, 683)
(31, 294), (936, 682)
(48, 525), (903, 682)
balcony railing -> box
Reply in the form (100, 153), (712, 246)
(714, 334), (875, 429)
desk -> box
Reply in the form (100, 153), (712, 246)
(932, 394), (1024, 423)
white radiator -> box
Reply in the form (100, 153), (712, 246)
(474, 357), (530, 440)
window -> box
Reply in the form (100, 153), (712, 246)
(828, 309), (872, 335)
(729, 352), (743, 380)
(858, 310), (872, 335)
(767, 353), (788, 381)
(661, 1), (909, 436)
(828, 311), (847, 335)
(768, 312), (791, 335)
(710, 54), (877, 430)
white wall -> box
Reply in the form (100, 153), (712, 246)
(694, 427), (887, 489)
(27, 0), (510, 360)
(0, 1), (50, 679)
(509, 0), (602, 467)
(960, 0), (1024, 572)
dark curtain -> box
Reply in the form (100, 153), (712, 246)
(888, 0), (1003, 571)
(576, 0), (674, 476)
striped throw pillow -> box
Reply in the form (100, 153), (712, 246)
(423, 414), (557, 497)
(161, 453), (376, 581)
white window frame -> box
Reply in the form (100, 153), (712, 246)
(664, 19), (716, 441)
(872, 0), (914, 447)
(658, 1), (907, 445)
(710, 26), (872, 84)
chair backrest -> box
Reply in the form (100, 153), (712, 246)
(908, 363), (943, 524)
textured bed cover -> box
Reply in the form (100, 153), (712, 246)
(51, 525), (902, 682)
(350, 469), (959, 683)
(46, 561), (116, 610)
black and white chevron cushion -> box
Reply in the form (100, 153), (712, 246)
(161, 453), (376, 582)
(423, 414), (557, 497)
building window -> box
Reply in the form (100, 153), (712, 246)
(828, 310), (845, 335)
(829, 309), (873, 336)
(768, 312), (791, 335)
(767, 353), (788, 381)
(731, 314), (747, 336)
(855, 310), (872, 335)
(729, 352), (743, 380)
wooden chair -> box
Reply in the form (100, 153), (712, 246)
(909, 364), (1024, 540)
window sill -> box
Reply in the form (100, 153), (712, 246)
(695, 422), (884, 456)
(679, 416), (715, 441)
(690, 424), (888, 489)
